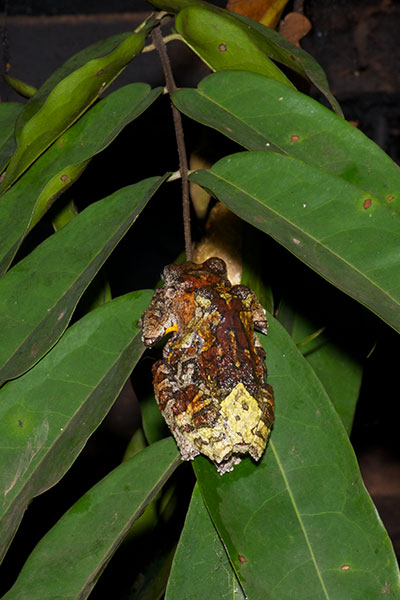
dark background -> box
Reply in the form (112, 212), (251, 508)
(0, 0), (399, 596)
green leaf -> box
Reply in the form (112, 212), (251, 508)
(2, 74), (37, 99)
(0, 83), (162, 275)
(194, 314), (400, 598)
(141, 388), (170, 445)
(189, 151), (400, 333)
(0, 174), (167, 386)
(277, 299), (362, 434)
(3, 438), (180, 600)
(0, 289), (153, 563)
(2, 26), (152, 190)
(231, 13), (343, 115)
(165, 484), (245, 600)
(173, 71), (397, 198)
(175, 6), (295, 88)
(150, 0), (340, 114)
(0, 103), (24, 174)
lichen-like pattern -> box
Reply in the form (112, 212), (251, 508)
(139, 257), (274, 474)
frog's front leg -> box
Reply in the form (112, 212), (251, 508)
(230, 284), (268, 335)
(152, 358), (200, 461)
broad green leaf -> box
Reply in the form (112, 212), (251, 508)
(176, 6), (294, 88)
(0, 289), (153, 563)
(173, 71), (398, 198)
(190, 152), (400, 333)
(277, 299), (362, 434)
(166, 484), (245, 600)
(52, 200), (113, 311)
(0, 103), (24, 174)
(3, 438), (181, 600)
(2, 24), (154, 190)
(0, 174), (167, 386)
(0, 83), (162, 275)
(194, 314), (400, 599)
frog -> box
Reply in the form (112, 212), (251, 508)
(139, 257), (274, 474)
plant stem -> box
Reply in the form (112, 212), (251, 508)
(152, 25), (192, 262)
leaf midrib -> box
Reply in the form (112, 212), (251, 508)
(270, 440), (329, 598)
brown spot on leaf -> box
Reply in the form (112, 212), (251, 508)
(278, 96), (283, 101)
(291, 135), (300, 142)
(97, 69), (104, 76)
(218, 43), (227, 51)
(256, 217), (264, 222)
(60, 174), (68, 182)
(59, 139), (65, 147)
(363, 198), (372, 209)
(238, 554), (247, 563)
(341, 565), (350, 571)
(387, 195), (394, 202)
(18, 420), (23, 428)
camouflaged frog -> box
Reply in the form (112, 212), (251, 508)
(139, 257), (274, 474)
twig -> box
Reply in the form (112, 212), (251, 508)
(152, 25), (192, 261)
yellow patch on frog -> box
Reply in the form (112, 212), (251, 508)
(195, 295), (212, 309)
(165, 323), (178, 335)
(175, 382), (268, 469)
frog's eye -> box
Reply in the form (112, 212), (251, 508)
(204, 257), (227, 275)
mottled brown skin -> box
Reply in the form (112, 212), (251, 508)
(139, 257), (274, 474)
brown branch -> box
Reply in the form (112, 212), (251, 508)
(152, 25), (192, 262)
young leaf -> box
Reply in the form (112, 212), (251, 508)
(0, 289), (153, 563)
(194, 314), (400, 598)
(190, 151), (400, 333)
(165, 484), (245, 600)
(0, 103), (24, 174)
(0, 83), (163, 275)
(0, 174), (168, 386)
(176, 6), (294, 88)
(2, 74), (37, 99)
(2, 439), (180, 600)
(173, 71), (398, 199)
(2, 25), (154, 190)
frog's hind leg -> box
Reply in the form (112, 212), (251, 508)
(152, 359), (200, 462)
(249, 383), (275, 462)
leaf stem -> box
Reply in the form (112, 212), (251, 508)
(142, 33), (182, 53)
(152, 25), (192, 261)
